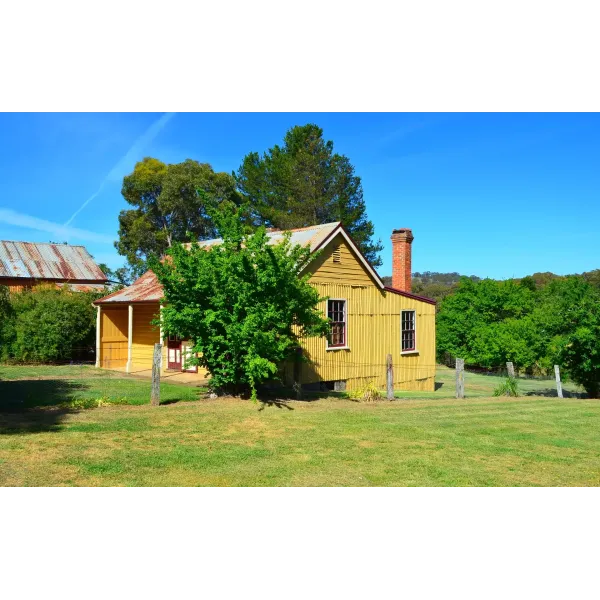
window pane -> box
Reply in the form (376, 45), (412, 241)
(328, 300), (346, 346)
(401, 310), (416, 351)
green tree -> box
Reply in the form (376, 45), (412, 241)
(1, 287), (100, 363)
(536, 277), (600, 396)
(437, 277), (537, 367)
(116, 157), (240, 277)
(151, 204), (331, 400)
(97, 263), (132, 286)
(0, 286), (12, 359)
(236, 124), (384, 266)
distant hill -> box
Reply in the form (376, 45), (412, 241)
(380, 269), (600, 305)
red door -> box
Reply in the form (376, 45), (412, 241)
(167, 335), (182, 370)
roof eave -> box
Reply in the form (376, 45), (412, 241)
(384, 286), (437, 305)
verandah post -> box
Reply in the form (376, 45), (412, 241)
(386, 353), (394, 400)
(95, 305), (101, 368)
(456, 358), (465, 399)
(151, 343), (162, 406)
(554, 365), (563, 398)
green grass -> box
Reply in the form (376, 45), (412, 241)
(0, 364), (598, 486)
(0, 364), (204, 410)
(394, 365), (584, 399)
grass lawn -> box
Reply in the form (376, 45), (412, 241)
(1, 364), (598, 487)
(395, 365), (585, 399)
(0, 364), (203, 410)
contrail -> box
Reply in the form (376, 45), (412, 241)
(0, 208), (114, 243)
(64, 112), (176, 226)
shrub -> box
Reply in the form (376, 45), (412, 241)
(350, 381), (384, 402)
(0, 287), (100, 363)
(493, 376), (520, 397)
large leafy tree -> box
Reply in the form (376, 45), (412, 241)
(116, 157), (240, 277)
(236, 124), (383, 266)
(538, 277), (600, 397)
(437, 277), (537, 367)
(151, 204), (331, 400)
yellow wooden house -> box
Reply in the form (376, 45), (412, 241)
(93, 222), (436, 392)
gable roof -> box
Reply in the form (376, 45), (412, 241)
(0, 240), (107, 282)
(194, 222), (385, 288)
(93, 270), (163, 304)
(195, 222), (342, 253)
(94, 222), (434, 305)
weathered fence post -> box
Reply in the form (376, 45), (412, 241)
(456, 358), (465, 399)
(505, 362), (516, 396)
(386, 353), (394, 400)
(554, 365), (563, 398)
(151, 343), (162, 406)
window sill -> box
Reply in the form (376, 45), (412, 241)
(401, 350), (419, 356)
(326, 346), (350, 351)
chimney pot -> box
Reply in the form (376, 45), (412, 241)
(390, 228), (414, 292)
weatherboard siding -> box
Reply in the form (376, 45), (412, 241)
(131, 304), (160, 371)
(100, 307), (128, 368)
(306, 234), (375, 286)
(286, 234), (436, 392)
(288, 282), (436, 391)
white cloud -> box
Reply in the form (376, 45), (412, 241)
(64, 112), (176, 226)
(0, 208), (114, 244)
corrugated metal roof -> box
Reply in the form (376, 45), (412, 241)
(196, 222), (341, 252)
(94, 270), (163, 304)
(0, 240), (107, 282)
(95, 222), (343, 305)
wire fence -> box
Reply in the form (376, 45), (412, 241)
(0, 345), (587, 404)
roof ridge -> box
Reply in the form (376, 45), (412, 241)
(268, 222), (341, 234)
(0, 240), (88, 249)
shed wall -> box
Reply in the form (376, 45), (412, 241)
(100, 307), (128, 368)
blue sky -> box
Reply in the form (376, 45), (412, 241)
(0, 112), (598, 279)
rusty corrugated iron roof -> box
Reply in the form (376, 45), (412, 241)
(96, 222), (393, 305)
(96, 223), (343, 305)
(94, 270), (163, 304)
(194, 221), (341, 252)
(0, 240), (108, 282)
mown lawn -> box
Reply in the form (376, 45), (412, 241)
(0, 364), (203, 410)
(0, 365), (598, 487)
(395, 365), (585, 399)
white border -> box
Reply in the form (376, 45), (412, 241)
(401, 309), (417, 354)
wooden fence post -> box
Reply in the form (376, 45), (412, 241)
(506, 362), (515, 378)
(554, 365), (563, 398)
(386, 353), (394, 400)
(456, 358), (465, 399)
(151, 343), (162, 406)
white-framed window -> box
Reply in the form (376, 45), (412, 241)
(327, 299), (347, 348)
(401, 310), (416, 352)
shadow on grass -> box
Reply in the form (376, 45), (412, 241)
(258, 399), (295, 411)
(257, 386), (345, 404)
(524, 387), (587, 399)
(0, 379), (86, 434)
(435, 382), (444, 391)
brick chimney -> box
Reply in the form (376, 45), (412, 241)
(391, 228), (414, 292)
